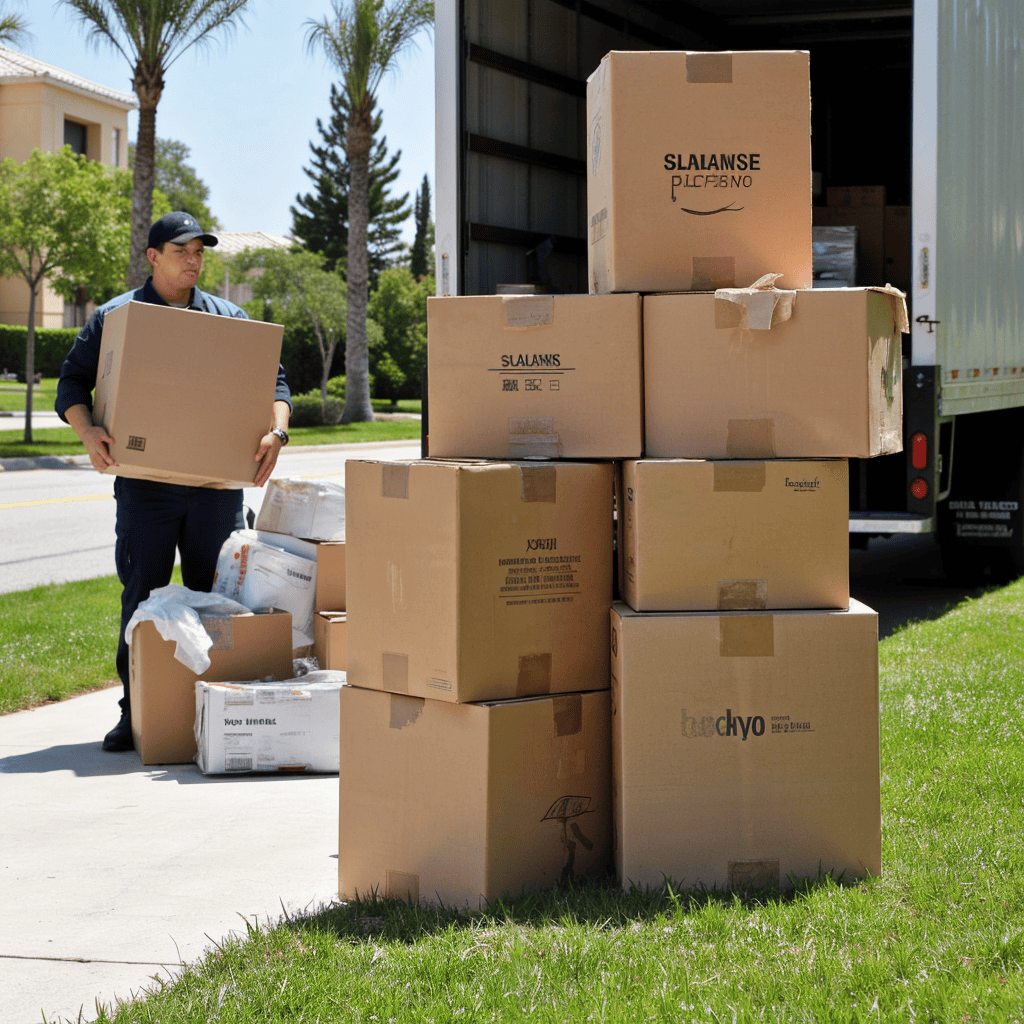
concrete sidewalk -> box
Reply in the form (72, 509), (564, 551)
(0, 688), (340, 1024)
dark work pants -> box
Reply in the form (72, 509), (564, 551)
(113, 477), (244, 711)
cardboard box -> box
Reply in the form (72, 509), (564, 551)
(213, 530), (318, 649)
(92, 301), (284, 487)
(338, 686), (612, 908)
(610, 600), (881, 892)
(813, 205), (885, 286)
(194, 674), (344, 774)
(643, 285), (908, 459)
(255, 479), (346, 542)
(587, 50), (812, 294)
(620, 458), (849, 612)
(128, 609), (293, 765)
(426, 293), (643, 459)
(314, 612), (346, 670)
(315, 542), (346, 612)
(346, 459), (614, 703)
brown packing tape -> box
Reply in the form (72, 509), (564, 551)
(381, 463), (409, 499)
(729, 860), (779, 889)
(714, 275), (796, 330)
(713, 462), (766, 492)
(719, 615), (774, 657)
(388, 692), (423, 730)
(509, 419), (561, 460)
(714, 298), (743, 329)
(503, 294), (554, 328)
(200, 615), (235, 651)
(686, 52), (733, 83)
(552, 693), (582, 737)
(692, 257), (736, 290)
(718, 580), (768, 610)
(386, 870), (420, 902)
(382, 651), (409, 693)
(726, 419), (776, 458)
(516, 652), (552, 696)
(520, 464), (557, 502)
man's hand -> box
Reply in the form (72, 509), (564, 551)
(81, 425), (118, 472)
(253, 432), (283, 488)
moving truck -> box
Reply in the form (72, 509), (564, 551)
(433, 0), (1024, 584)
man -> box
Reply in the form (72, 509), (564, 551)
(55, 212), (292, 752)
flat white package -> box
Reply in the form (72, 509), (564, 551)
(212, 529), (317, 648)
(255, 479), (346, 542)
(194, 672), (345, 774)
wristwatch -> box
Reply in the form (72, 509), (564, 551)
(270, 427), (289, 446)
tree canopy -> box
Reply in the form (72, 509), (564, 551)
(409, 173), (433, 280)
(290, 85), (409, 287)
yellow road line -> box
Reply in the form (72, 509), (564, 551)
(0, 493), (113, 510)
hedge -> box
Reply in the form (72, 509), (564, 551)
(0, 325), (80, 381)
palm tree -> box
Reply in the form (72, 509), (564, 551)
(0, 1), (29, 46)
(305, 0), (432, 424)
(57, 0), (252, 288)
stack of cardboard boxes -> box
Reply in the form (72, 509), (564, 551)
(339, 48), (908, 905)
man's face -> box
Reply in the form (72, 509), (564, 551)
(147, 238), (204, 298)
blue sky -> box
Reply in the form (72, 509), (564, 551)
(18, 0), (435, 243)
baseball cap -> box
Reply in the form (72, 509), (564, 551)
(148, 211), (218, 249)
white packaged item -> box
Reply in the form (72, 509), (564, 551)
(123, 583), (253, 674)
(255, 479), (346, 542)
(212, 530), (317, 648)
(194, 671), (345, 774)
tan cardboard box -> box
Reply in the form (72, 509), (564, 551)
(92, 301), (284, 487)
(587, 50), (812, 294)
(128, 609), (293, 765)
(314, 611), (346, 670)
(620, 458), (849, 612)
(315, 541), (346, 612)
(610, 600), (881, 891)
(338, 686), (612, 908)
(426, 293), (643, 459)
(644, 286), (908, 458)
(346, 459), (614, 703)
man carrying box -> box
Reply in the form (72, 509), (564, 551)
(55, 212), (293, 753)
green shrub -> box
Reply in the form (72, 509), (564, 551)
(288, 390), (343, 427)
(0, 325), (80, 380)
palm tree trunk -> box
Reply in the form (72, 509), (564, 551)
(128, 83), (161, 289)
(341, 111), (374, 425)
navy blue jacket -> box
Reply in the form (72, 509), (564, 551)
(55, 278), (290, 421)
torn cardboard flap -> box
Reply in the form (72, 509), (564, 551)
(715, 273), (796, 330)
(870, 284), (911, 335)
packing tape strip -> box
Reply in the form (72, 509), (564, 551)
(713, 462), (766, 492)
(517, 652), (552, 695)
(719, 614), (774, 657)
(381, 463), (409, 499)
(552, 693), (582, 737)
(503, 294), (554, 328)
(386, 870), (420, 903)
(382, 651), (409, 693)
(718, 580), (768, 610)
(727, 419), (776, 458)
(520, 464), (557, 502)
(509, 419), (561, 460)
(687, 52), (733, 84)
(388, 692), (422, 730)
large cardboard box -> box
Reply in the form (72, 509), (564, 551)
(194, 674), (344, 774)
(92, 301), (284, 487)
(610, 600), (881, 892)
(128, 609), (293, 765)
(314, 542), (346, 612)
(314, 611), (346, 670)
(426, 293), (643, 459)
(338, 686), (612, 908)
(587, 50), (812, 294)
(620, 458), (849, 612)
(643, 286), (908, 459)
(346, 459), (614, 703)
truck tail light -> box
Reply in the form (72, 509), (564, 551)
(911, 477), (929, 500)
(912, 432), (928, 469)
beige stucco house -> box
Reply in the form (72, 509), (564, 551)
(0, 46), (136, 328)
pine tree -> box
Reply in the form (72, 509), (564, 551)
(290, 84), (410, 288)
(409, 173), (433, 280)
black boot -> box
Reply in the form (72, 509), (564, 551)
(102, 709), (134, 752)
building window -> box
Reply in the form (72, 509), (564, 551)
(112, 127), (121, 167)
(64, 119), (87, 155)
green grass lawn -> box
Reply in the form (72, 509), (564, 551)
(7, 578), (1024, 1022)
(0, 377), (56, 412)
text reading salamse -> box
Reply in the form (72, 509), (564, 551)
(664, 153), (761, 172)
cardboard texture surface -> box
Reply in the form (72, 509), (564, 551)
(314, 542), (346, 612)
(314, 612), (347, 670)
(587, 50), (812, 294)
(255, 479), (346, 542)
(338, 686), (611, 908)
(195, 676), (344, 774)
(610, 600), (881, 891)
(643, 287), (907, 458)
(92, 301), (283, 487)
(128, 610), (293, 765)
(346, 459), (614, 703)
(426, 293), (643, 459)
(620, 458), (849, 611)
